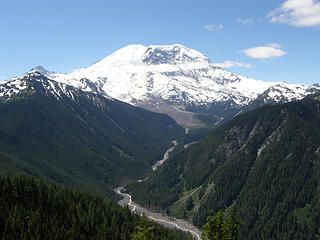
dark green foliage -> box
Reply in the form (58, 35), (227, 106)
(0, 74), (185, 197)
(186, 197), (194, 211)
(0, 174), (189, 240)
(201, 208), (242, 240)
(129, 96), (320, 239)
(183, 127), (213, 145)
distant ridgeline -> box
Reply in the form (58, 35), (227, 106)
(129, 94), (320, 239)
(0, 73), (185, 198)
(0, 174), (190, 240)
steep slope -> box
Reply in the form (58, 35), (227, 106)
(42, 44), (320, 127)
(0, 72), (185, 197)
(128, 95), (320, 239)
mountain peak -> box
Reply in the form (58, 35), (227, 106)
(142, 44), (209, 65)
(28, 44), (320, 127)
(30, 65), (47, 72)
(29, 66), (57, 78)
(93, 44), (210, 66)
(49, 44), (317, 107)
(0, 71), (48, 100)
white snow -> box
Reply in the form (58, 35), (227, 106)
(47, 80), (62, 100)
(47, 44), (318, 108)
(0, 77), (28, 98)
(2, 44), (319, 107)
(264, 83), (312, 103)
(0, 72), (71, 101)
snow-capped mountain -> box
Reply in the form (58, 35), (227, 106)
(50, 44), (279, 107)
(3, 44), (319, 127)
(0, 72), (68, 101)
(256, 83), (318, 104)
(29, 66), (58, 77)
(0, 76), (29, 100)
(0, 72), (112, 106)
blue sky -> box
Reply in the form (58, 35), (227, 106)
(0, 0), (319, 85)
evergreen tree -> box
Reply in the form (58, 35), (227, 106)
(129, 95), (320, 239)
(186, 197), (194, 211)
(201, 208), (242, 240)
(0, 174), (190, 240)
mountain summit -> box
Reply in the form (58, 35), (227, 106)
(29, 66), (56, 76)
(51, 44), (274, 105)
(23, 44), (320, 127)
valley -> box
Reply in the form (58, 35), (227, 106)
(115, 187), (201, 240)
(115, 141), (201, 239)
(128, 95), (320, 239)
(152, 140), (177, 171)
(1, 44), (320, 239)
(2, 0), (320, 238)
(0, 72), (186, 198)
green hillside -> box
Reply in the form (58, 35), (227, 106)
(0, 74), (185, 198)
(129, 95), (320, 239)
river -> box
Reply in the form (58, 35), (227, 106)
(114, 140), (202, 240)
(115, 187), (201, 240)
(152, 140), (177, 171)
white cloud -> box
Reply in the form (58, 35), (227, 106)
(0, 75), (6, 81)
(204, 24), (215, 31)
(217, 24), (224, 30)
(213, 61), (251, 69)
(204, 24), (224, 32)
(240, 44), (287, 59)
(237, 18), (254, 25)
(267, 0), (320, 27)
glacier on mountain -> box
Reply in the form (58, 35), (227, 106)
(47, 44), (317, 108)
(1, 44), (319, 127)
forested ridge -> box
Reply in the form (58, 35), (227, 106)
(129, 95), (320, 239)
(0, 174), (191, 240)
(0, 73), (185, 198)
